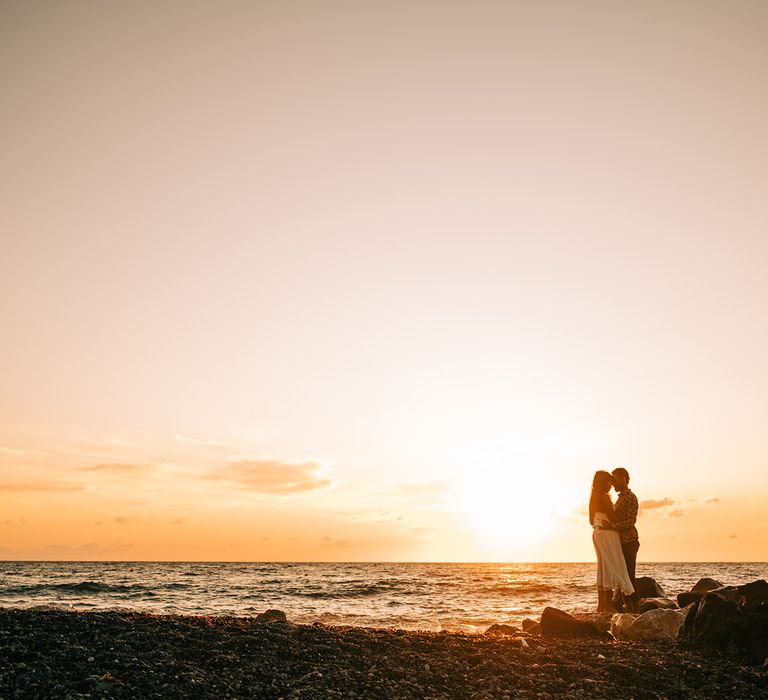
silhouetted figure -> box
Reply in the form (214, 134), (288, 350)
(611, 467), (640, 613)
(590, 470), (635, 612)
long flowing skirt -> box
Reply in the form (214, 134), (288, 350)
(592, 528), (635, 595)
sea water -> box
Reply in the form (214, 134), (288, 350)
(0, 561), (764, 632)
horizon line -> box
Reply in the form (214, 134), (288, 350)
(2, 559), (766, 565)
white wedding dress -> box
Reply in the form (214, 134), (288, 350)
(592, 512), (635, 595)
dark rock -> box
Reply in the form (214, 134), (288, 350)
(485, 624), (520, 636)
(677, 592), (704, 608)
(679, 589), (768, 664)
(677, 586), (739, 608)
(255, 609), (287, 623)
(523, 620), (540, 635)
(737, 580), (768, 608)
(691, 577), (723, 593)
(639, 597), (679, 613)
(539, 607), (608, 639)
(521, 618), (539, 633)
(634, 576), (665, 598)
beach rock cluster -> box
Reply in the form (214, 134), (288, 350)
(510, 575), (768, 661)
(679, 580), (768, 664)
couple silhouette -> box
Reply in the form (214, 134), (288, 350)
(589, 467), (640, 613)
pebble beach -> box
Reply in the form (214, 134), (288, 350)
(2, 607), (767, 700)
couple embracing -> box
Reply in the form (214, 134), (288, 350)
(589, 467), (640, 613)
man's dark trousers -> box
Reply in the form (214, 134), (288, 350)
(622, 540), (640, 606)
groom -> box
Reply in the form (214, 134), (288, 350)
(611, 467), (640, 613)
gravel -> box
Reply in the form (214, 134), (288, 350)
(1, 608), (766, 699)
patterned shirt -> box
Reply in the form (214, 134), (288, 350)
(613, 489), (639, 544)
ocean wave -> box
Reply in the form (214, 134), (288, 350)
(483, 583), (557, 593)
(288, 583), (399, 599)
(0, 580), (190, 595)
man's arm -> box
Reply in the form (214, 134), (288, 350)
(612, 493), (638, 531)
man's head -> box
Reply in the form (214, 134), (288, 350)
(612, 467), (630, 492)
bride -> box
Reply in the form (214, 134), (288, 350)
(590, 470), (635, 612)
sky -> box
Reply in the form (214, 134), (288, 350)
(1, 0), (767, 562)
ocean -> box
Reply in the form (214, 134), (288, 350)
(0, 561), (764, 632)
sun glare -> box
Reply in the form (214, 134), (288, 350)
(447, 439), (565, 554)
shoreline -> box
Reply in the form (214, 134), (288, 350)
(2, 608), (767, 699)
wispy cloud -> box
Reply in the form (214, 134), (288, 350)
(78, 462), (157, 476)
(639, 497), (675, 512)
(204, 458), (331, 494)
(639, 496), (721, 518)
(0, 446), (53, 459)
(0, 480), (85, 492)
(0, 542), (133, 560)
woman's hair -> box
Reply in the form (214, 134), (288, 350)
(589, 470), (613, 525)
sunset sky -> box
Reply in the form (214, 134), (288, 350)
(2, 1), (767, 562)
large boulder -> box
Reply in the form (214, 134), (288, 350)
(678, 585), (739, 609)
(737, 579), (768, 608)
(678, 591), (703, 608)
(639, 597), (679, 613)
(679, 588), (768, 664)
(678, 581), (767, 610)
(539, 607), (608, 639)
(611, 608), (688, 641)
(634, 576), (665, 598)
(691, 577), (724, 593)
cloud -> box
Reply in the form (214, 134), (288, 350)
(78, 462), (157, 476)
(0, 480), (85, 492)
(728, 534), (738, 539)
(0, 446), (52, 458)
(639, 498), (674, 512)
(204, 458), (330, 494)
(638, 496), (719, 519)
(0, 542), (133, 560)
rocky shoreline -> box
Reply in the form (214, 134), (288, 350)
(1, 607), (767, 699)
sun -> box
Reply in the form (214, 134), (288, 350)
(444, 436), (577, 555)
(454, 462), (552, 551)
